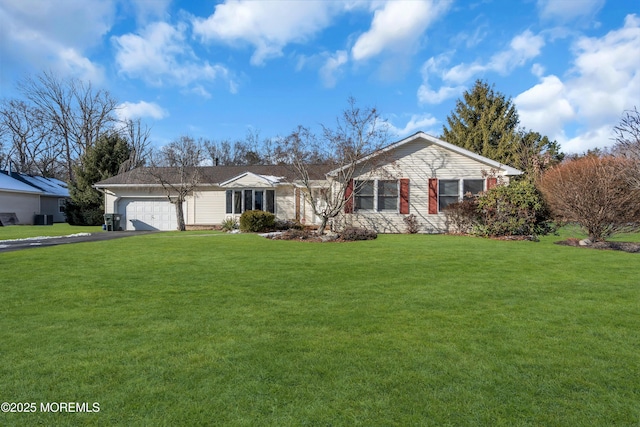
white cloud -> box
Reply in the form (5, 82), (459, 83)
(351, 0), (451, 61)
(389, 113), (439, 136)
(112, 21), (237, 93)
(417, 54), (466, 104)
(516, 14), (640, 153)
(567, 14), (640, 122)
(537, 0), (605, 22)
(319, 50), (349, 88)
(515, 75), (574, 139)
(116, 101), (168, 121)
(443, 30), (545, 84)
(0, 0), (113, 83)
(128, 0), (171, 24)
(192, 0), (340, 66)
(417, 83), (464, 104)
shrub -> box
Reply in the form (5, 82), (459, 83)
(339, 227), (377, 241)
(538, 156), (640, 241)
(444, 198), (481, 234)
(239, 210), (275, 233)
(443, 180), (554, 238)
(476, 179), (554, 237)
(221, 217), (238, 232)
(403, 214), (420, 234)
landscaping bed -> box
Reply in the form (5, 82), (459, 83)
(555, 238), (640, 253)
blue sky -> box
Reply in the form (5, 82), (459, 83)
(0, 0), (638, 153)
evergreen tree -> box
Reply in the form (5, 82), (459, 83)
(442, 80), (520, 165)
(65, 133), (131, 225)
(442, 80), (564, 172)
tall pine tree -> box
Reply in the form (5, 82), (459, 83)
(65, 133), (131, 225)
(441, 80), (520, 165)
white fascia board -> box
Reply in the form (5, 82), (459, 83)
(219, 172), (284, 187)
(93, 183), (166, 189)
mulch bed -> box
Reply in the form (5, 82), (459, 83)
(555, 238), (640, 253)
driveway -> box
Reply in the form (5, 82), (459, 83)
(0, 231), (160, 253)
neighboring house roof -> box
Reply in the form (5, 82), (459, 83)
(95, 164), (331, 187)
(0, 171), (43, 194)
(328, 131), (523, 177)
(10, 173), (70, 197)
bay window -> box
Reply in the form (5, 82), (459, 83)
(226, 189), (275, 214)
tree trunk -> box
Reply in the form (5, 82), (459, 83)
(317, 216), (328, 235)
(174, 199), (186, 231)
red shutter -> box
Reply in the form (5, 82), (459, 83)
(428, 178), (438, 214)
(400, 178), (410, 214)
(487, 177), (498, 190)
(344, 179), (354, 213)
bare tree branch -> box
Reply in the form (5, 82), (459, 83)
(147, 136), (204, 231)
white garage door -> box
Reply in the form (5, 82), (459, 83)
(118, 199), (178, 231)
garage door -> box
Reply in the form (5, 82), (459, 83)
(118, 199), (178, 231)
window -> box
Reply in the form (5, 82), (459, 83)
(58, 198), (66, 213)
(234, 190), (242, 213)
(463, 179), (484, 198)
(377, 180), (398, 211)
(266, 190), (275, 213)
(244, 190), (253, 212)
(355, 181), (374, 210)
(355, 179), (399, 212)
(226, 191), (233, 214)
(435, 179), (486, 212)
(226, 189), (276, 214)
(438, 179), (459, 211)
(254, 190), (263, 211)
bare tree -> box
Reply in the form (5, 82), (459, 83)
(147, 136), (204, 231)
(117, 118), (152, 173)
(0, 99), (63, 176)
(612, 106), (640, 158)
(288, 98), (390, 235)
(612, 106), (640, 190)
(16, 71), (118, 182)
(538, 156), (640, 241)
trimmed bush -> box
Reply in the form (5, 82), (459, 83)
(443, 180), (554, 238)
(339, 227), (377, 241)
(476, 180), (554, 237)
(239, 210), (275, 233)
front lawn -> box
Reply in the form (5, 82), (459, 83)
(0, 223), (103, 240)
(1, 231), (638, 425)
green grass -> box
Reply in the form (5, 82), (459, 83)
(1, 230), (639, 426)
(0, 223), (103, 240)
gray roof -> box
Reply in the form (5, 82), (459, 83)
(95, 164), (331, 187)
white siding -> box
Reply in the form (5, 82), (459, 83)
(340, 138), (511, 233)
(191, 190), (225, 224)
(276, 186), (295, 221)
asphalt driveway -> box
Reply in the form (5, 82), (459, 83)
(0, 231), (160, 253)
